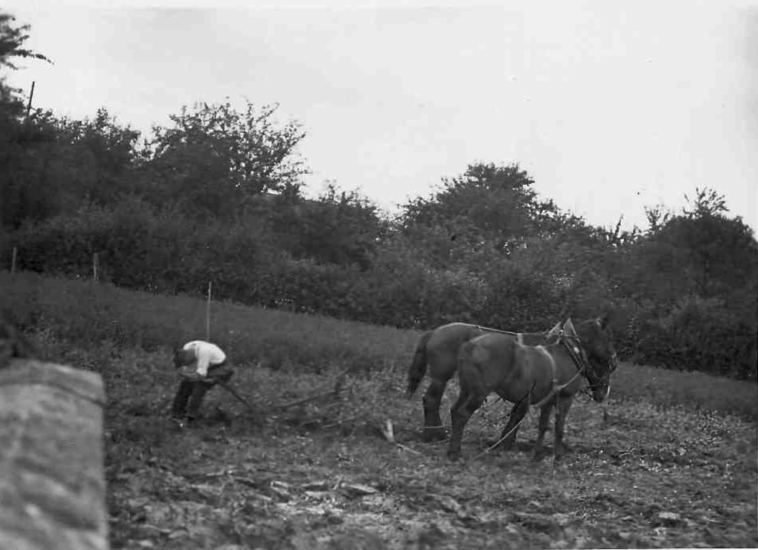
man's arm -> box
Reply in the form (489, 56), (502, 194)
(195, 348), (211, 377)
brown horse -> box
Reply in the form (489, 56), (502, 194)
(447, 316), (618, 461)
(406, 321), (562, 441)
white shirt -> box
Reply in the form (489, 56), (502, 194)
(182, 341), (227, 377)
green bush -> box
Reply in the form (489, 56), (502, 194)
(9, 198), (278, 298)
(7, 200), (756, 382)
(477, 258), (567, 332)
(633, 295), (757, 380)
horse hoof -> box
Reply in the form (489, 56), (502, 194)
(532, 450), (547, 462)
(446, 450), (460, 462)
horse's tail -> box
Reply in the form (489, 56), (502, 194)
(407, 330), (433, 396)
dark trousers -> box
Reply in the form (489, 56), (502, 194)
(171, 363), (233, 419)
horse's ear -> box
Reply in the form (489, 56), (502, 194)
(563, 318), (577, 336)
(596, 314), (610, 329)
(546, 321), (562, 338)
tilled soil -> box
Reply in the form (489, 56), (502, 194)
(108, 390), (758, 549)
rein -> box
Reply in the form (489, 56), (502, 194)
(474, 325), (519, 336)
(561, 335), (589, 376)
(470, 326), (613, 460)
(473, 325), (555, 341)
(473, 333), (589, 459)
(531, 333), (588, 408)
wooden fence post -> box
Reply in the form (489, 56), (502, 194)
(92, 253), (99, 282)
(206, 282), (212, 341)
(11, 247), (17, 274)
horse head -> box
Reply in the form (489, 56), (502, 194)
(562, 315), (618, 402)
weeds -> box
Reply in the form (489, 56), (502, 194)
(3, 271), (756, 422)
(4, 272), (754, 548)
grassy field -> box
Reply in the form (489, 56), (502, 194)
(3, 271), (756, 419)
(3, 271), (757, 548)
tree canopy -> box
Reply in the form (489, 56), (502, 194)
(2, 10), (756, 380)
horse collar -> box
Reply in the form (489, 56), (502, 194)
(561, 336), (588, 374)
(532, 346), (559, 408)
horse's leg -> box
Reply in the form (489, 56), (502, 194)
(446, 388), (469, 461)
(553, 396), (575, 460)
(447, 389), (485, 461)
(422, 376), (449, 441)
(496, 394), (530, 451)
(533, 402), (554, 461)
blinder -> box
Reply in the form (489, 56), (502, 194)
(557, 329), (587, 371)
(558, 330), (613, 397)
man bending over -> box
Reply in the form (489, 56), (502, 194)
(171, 340), (233, 425)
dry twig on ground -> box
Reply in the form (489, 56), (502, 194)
(380, 419), (423, 455)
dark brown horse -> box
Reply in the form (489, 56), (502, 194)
(406, 321), (562, 441)
(447, 316), (618, 461)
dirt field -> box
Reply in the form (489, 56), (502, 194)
(104, 354), (758, 550)
(8, 273), (755, 549)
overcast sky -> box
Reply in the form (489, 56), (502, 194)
(6, 0), (757, 233)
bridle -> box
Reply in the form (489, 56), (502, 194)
(475, 324), (617, 459)
(560, 332), (589, 375)
(530, 332), (588, 408)
(558, 329), (616, 397)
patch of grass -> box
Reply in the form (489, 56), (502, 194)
(2, 270), (756, 421)
(27, 324), (402, 463)
(1, 271), (415, 374)
(610, 361), (758, 421)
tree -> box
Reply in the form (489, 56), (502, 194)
(0, 11), (53, 230)
(630, 188), (758, 302)
(0, 11), (50, 115)
(294, 184), (386, 269)
(0, 109), (60, 230)
(683, 187), (728, 218)
(0, 13), (50, 68)
(142, 99), (308, 218)
(46, 108), (142, 207)
(400, 162), (582, 261)
(0, 11), (51, 129)
(258, 183), (386, 270)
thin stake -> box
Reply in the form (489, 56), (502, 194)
(11, 247), (17, 274)
(206, 282), (212, 341)
(92, 252), (99, 281)
(26, 81), (35, 120)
